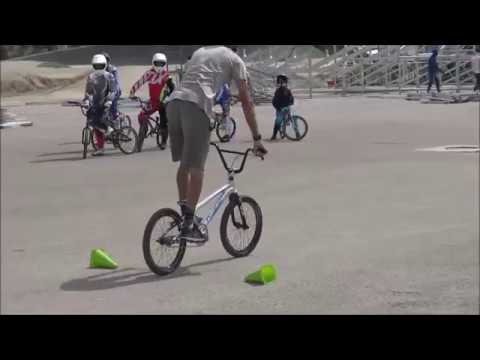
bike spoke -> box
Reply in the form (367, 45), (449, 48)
(227, 204), (255, 251)
(151, 217), (180, 267)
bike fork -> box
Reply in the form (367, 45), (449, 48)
(229, 193), (249, 230)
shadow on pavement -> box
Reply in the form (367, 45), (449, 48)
(38, 150), (85, 157)
(30, 150), (127, 164)
(60, 257), (235, 292)
(58, 142), (82, 146)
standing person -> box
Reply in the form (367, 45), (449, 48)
(471, 47), (480, 92)
(129, 53), (175, 150)
(102, 52), (122, 125)
(166, 46), (268, 240)
(427, 49), (444, 94)
(271, 74), (294, 141)
(82, 54), (115, 156)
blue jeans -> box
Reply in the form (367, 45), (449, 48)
(275, 107), (290, 128)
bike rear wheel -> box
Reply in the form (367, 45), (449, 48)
(220, 195), (263, 257)
(138, 123), (147, 152)
(216, 117), (237, 143)
(143, 208), (186, 276)
(117, 126), (138, 155)
(283, 115), (308, 141)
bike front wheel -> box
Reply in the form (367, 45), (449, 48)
(220, 195), (263, 257)
(82, 127), (91, 159)
(216, 117), (237, 143)
(283, 115), (308, 141)
(143, 208), (186, 276)
(116, 126), (138, 155)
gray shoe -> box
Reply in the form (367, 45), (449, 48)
(92, 148), (105, 157)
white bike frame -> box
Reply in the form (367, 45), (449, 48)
(196, 176), (236, 227)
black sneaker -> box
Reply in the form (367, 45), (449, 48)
(180, 219), (204, 242)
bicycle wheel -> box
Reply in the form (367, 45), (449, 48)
(220, 195), (263, 257)
(216, 117), (237, 143)
(138, 123), (147, 152)
(119, 114), (132, 128)
(117, 126), (138, 155)
(143, 208), (186, 276)
(283, 115), (308, 141)
(82, 127), (91, 159)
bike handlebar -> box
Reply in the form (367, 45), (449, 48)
(130, 96), (149, 110)
(210, 142), (264, 174)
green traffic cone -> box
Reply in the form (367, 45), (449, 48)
(245, 264), (277, 285)
(89, 249), (118, 269)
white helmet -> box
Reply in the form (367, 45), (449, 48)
(92, 54), (107, 71)
(152, 53), (167, 72)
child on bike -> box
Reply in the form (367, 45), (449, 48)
(271, 74), (294, 141)
(129, 53), (175, 150)
(82, 54), (116, 156)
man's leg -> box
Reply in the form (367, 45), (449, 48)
(110, 98), (119, 128)
(475, 74), (480, 92)
(427, 78), (432, 93)
(90, 109), (106, 156)
(93, 129), (105, 149)
(159, 104), (169, 149)
(435, 76), (441, 93)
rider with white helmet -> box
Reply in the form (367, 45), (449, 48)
(129, 52), (175, 150)
(101, 52), (122, 121)
(83, 54), (116, 156)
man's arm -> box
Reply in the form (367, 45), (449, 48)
(238, 80), (261, 139)
(130, 70), (149, 96)
(288, 89), (294, 106)
(105, 74), (116, 104)
(111, 67), (121, 97)
(83, 75), (92, 102)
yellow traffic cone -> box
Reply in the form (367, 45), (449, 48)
(89, 249), (118, 269)
(245, 264), (277, 285)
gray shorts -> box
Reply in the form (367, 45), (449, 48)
(166, 99), (211, 170)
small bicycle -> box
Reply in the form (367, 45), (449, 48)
(131, 96), (166, 152)
(80, 104), (138, 159)
(278, 107), (309, 141)
(143, 142), (264, 276)
(212, 110), (237, 143)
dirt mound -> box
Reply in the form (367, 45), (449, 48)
(1, 60), (90, 98)
(2, 73), (87, 96)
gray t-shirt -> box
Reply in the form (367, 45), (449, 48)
(168, 46), (248, 119)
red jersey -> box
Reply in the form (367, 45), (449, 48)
(130, 68), (169, 104)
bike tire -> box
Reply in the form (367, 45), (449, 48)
(283, 115), (308, 141)
(143, 208), (186, 276)
(117, 126), (138, 155)
(138, 124), (147, 152)
(216, 117), (237, 143)
(220, 195), (263, 258)
(119, 114), (132, 128)
(82, 127), (91, 159)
